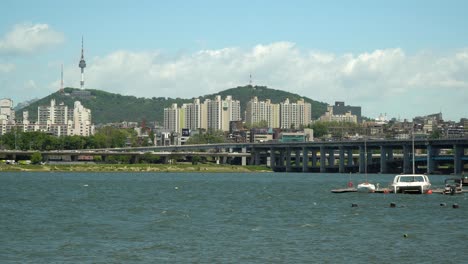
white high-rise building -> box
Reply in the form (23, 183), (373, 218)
(206, 95), (223, 131)
(0, 98), (15, 121)
(69, 101), (94, 136)
(0, 99), (15, 135)
(182, 98), (202, 131)
(221, 95), (241, 132)
(37, 99), (69, 136)
(164, 96), (241, 133)
(205, 95), (241, 132)
(163, 103), (180, 133)
(280, 98), (312, 129)
(246, 96), (279, 128)
(35, 99), (94, 136)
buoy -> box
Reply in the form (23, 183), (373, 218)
(383, 189), (389, 194)
(427, 189), (433, 194)
(174, 186), (179, 190)
(390, 202), (396, 208)
(351, 203), (358, 207)
(453, 203), (459, 209)
(440, 203), (447, 206)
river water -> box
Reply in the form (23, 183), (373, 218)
(1, 172), (467, 263)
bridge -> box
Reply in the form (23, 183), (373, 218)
(1, 138), (467, 175)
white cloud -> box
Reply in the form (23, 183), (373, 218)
(25, 79), (37, 89)
(56, 43), (467, 120)
(0, 23), (64, 55)
(0, 63), (15, 73)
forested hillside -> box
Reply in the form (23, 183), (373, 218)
(16, 86), (328, 124)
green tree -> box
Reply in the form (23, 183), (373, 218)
(30, 152), (43, 164)
(250, 120), (269, 129)
(429, 130), (442, 139)
(191, 155), (201, 165)
(309, 122), (329, 138)
(186, 129), (226, 145)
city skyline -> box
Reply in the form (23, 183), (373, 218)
(0, 0), (467, 121)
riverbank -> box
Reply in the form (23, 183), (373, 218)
(0, 163), (272, 173)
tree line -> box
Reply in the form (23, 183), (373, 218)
(0, 127), (153, 151)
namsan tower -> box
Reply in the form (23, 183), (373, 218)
(78, 36), (86, 89)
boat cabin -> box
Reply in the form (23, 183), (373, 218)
(391, 174), (431, 194)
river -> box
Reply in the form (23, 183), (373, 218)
(1, 172), (467, 263)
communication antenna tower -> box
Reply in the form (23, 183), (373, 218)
(78, 36), (87, 89)
(60, 64), (64, 92)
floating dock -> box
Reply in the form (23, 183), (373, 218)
(331, 187), (468, 194)
(331, 188), (393, 193)
(331, 188), (357, 193)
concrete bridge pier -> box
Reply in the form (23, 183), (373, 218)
(253, 151), (261, 166)
(339, 147), (345, 173)
(328, 149), (335, 168)
(241, 147), (247, 166)
(427, 144), (436, 174)
(279, 151), (285, 168)
(320, 146), (326, 173)
(285, 148), (292, 172)
(295, 149), (301, 170)
(347, 149), (353, 167)
(302, 148), (309, 172)
(454, 144), (464, 175)
(311, 150), (317, 168)
(269, 148), (276, 168)
(367, 149), (372, 172)
(380, 146), (388, 174)
(359, 145), (365, 173)
(403, 145), (411, 173)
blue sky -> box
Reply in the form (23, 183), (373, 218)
(1, 0), (467, 121)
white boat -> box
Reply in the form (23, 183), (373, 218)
(391, 174), (431, 194)
(357, 138), (375, 193)
(357, 182), (376, 193)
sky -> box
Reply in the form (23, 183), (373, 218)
(1, 0), (467, 121)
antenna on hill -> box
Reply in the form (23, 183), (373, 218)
(60, 63), (63, 92)
(59, 64), (64, 93)
(250, 73), (256, 91)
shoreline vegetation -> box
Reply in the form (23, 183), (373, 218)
(0, 163), (272, 173)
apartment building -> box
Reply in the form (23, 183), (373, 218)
(280, 98), (312, 129)
(69, 101), (94, 136)
(182, 98), (203, 131)
(0, 99), (94, 136)
(245, 96), (280, 128)
(163, 95), (241, 134)
(0, 99), (15, 135)
(36, 99), (94, 136)
(163, 103), (180, 133)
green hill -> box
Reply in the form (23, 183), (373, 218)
(16, 86), (328, 125)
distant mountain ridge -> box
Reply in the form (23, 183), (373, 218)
(16, 86), (328, 125)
